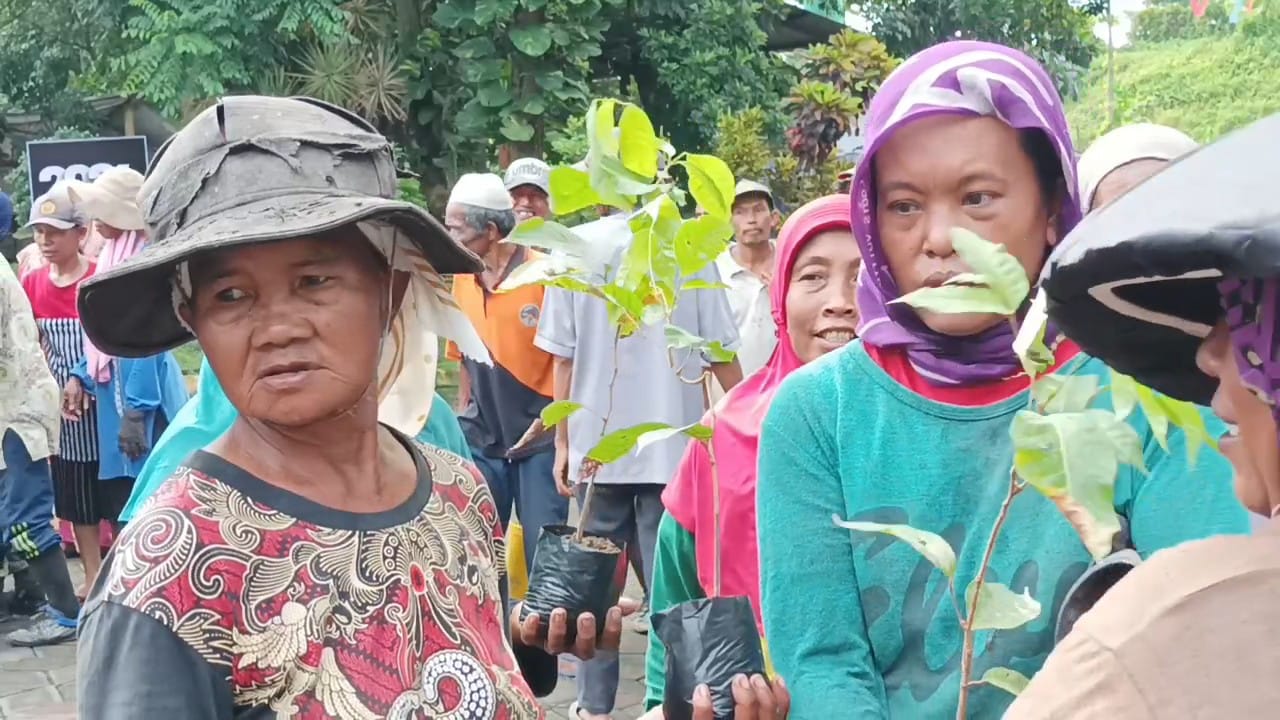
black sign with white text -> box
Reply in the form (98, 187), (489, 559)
(25, 136), (149, 200)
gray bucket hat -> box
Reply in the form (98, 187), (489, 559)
(77, 95), (481, 358)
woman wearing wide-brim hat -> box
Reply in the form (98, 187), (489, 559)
(1007, 112), (1280, 718)
(74, 95), (629, 719)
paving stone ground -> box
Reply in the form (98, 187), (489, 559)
(2, 557), (649, 720)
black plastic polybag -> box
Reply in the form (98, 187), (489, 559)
(653, 596), (765, 720)
(519, 524), (621, 643)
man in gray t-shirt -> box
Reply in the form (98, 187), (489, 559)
(534, 214), (742, 719)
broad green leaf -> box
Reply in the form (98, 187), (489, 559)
(634, 422), (714, 454)
(682, 279), (729, 291)
(893, 284), (1014, 315)
(621, 196), (680, 291)
(587, 422), (671, 463)
(499, 115), (535, 142)
(475, 0), (505, 23)
(1109, 370), (1140, 421)
(594, 153), (658, 195)
(508, 25), (553, 56)
(506, 217), (587, 257)
(618, 105), (659, 179)
(431, 2), (468, 27)
(453, 37), (496, 58)
(965, 581), (1042, 630)
(1011, 410), (1122, 559)
(1013, 293), (1053, 378)
(981, 667), (1031, 697)
(540, 400), (583, 427)
(1030, 375), (1100, 414)
(832, 516), (957, 578)
(547, 166), (602, 216)
(674, 215), (733, 276)
(1097, 410), (1148, 475)
(478, 82), (512, 108)
(685, 154), (736, 221)
(1149, 390), (1218, 465)
(587, 99), (619, 158)
(949, 227), (1030, 312)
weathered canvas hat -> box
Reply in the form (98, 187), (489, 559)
(1041, 112), (1280, 406)
(77, 95), (480, 358)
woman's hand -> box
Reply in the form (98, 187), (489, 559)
(635, 675), (791, 719)
(62, 377), (90, 421)
(510, 597), (640, 659)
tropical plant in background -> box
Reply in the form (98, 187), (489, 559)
(500, 97), (737, 533)
(785, 31), (899, 172)
(833, 229), (1216, 717)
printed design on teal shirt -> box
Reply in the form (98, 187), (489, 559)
(850, 506), (1088, 705)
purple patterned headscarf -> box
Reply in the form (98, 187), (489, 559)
(1220, 277), (1280, 416)
(851, 40), (1082, 386)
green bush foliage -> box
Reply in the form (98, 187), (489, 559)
(1067, 8), (1280, 148)
(1130, 1), (1231, 44)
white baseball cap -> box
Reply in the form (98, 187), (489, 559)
(504, 158), (551, 195)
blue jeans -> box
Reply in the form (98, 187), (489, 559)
(574, 483), (665, 715)
(0, 430), (60, 561)
(471, 448), (570, 575)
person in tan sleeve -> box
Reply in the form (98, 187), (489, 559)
(1007, 115), (1280, 718)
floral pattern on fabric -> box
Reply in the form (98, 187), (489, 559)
(100, 444), (541, 720)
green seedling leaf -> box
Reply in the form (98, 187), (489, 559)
(1030, 374), (1101, 414)
(665, 325), (737, 363)
(894, 228), (1031, 316)
(893, 285), (1014, 315)
(981, 667), (1031, 697)
(587, 99), (619, 158)
(506, 217), (589, 257)
(540, 400), (583, 427)
(1013, 292), (1053, 378)
(674, 215), (733, 276)
(1109, 371), (1217, 464)
(621, 196), (680, 291)
(618, 105), (659, 179)
(1098, 411), (1148, 475)
(965, 581), (1041, 630)
(950, 227), (1030, 312)
(685, 154), (736, 221)
(832, 516), (957, 578)
(1011, 410), (1123, 559)
(634, 422), (714, 454)
(595, 153), (659, 195)
(587, 422), (672, 463)
(548, 166), (602, 216)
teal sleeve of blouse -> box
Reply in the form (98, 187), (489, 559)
(756, 365), (888, 720)
(415, 393), (473, 462)
(644, 511), (706, 711)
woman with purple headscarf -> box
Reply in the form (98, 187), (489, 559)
(755, 41), (1248, 718)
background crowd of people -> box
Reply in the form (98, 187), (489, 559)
(0, 32), (1276, 720)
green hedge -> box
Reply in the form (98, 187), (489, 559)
(1067, 16), (1280, 148)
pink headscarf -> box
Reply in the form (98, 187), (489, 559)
(661, 194), (852, 629)
(84, 230), (146, 381)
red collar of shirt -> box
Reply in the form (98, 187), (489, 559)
(865, 339), (1082, 406)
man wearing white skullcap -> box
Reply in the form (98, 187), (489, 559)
(444, 172), (569, 573)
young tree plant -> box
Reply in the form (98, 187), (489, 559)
(831, 227), (1216, 718)
(502, 97), (738, 532)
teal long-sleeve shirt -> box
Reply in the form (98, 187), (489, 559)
(120, 357), (473, 522)
(756, 343), (1250, 720)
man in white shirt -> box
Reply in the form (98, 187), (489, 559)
(714, 180), (779, 379)
(0, 259), (82, 646)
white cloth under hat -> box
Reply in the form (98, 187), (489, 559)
(1077, 124), (1199, 214)
(449, 173), (513, 211)
(504, 158), (551, 194)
